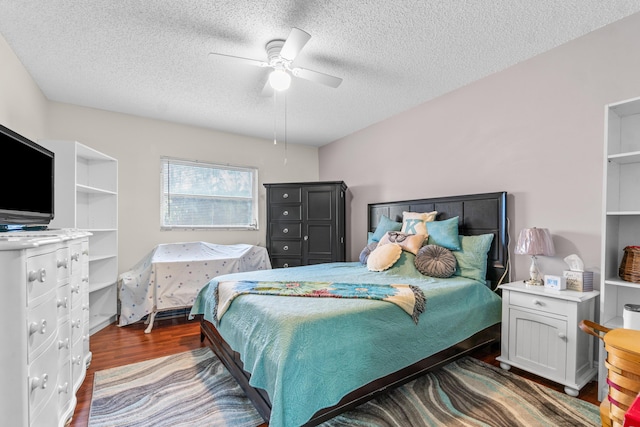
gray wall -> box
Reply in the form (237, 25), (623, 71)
(319, 13), (640, 285)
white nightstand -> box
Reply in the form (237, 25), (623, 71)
(496, 281), (599, 396)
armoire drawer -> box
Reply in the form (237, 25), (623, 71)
(271, 258), (302, 268)
(270, 187), (301, 203)
(270, 222), (301, 239)
(269, 205), (302, 221)
(270, 240), (302, 256)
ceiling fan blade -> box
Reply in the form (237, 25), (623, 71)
(208, 52), (268, 67)
(292, 67), (342, 88)
(279, 27), (311, 61)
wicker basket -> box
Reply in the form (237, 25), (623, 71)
(580, 320), (640, 427)
(619, 246), (640, 283)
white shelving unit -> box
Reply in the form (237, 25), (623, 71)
(40, 140), (118, 335)
(599, 96), (640, 399)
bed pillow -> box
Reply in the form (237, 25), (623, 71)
(378, 231), (426, 255)
(359, 241), (379, 264)
(371, 215), (402, 242)
(414, 245), (457, 278)
(401, 211), (437, 235)
(453, 233), (494, 283)
(426, 216), (461, 250)
(367, 243), (403, 272)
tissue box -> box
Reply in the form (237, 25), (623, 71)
(563, 270), (593, 292)
(544, 275), (566, 290)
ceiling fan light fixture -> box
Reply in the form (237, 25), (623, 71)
(269, 69), (291, 91)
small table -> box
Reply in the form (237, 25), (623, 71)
(496, 281), (599, 396)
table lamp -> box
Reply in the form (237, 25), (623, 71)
(514, 227), (556, 286)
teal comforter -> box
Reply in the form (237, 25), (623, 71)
(190, 255), (502, 427)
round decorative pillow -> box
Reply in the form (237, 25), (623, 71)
(367, 243), (402, 272)
(415, 244), (457, 278)
(359, 241), (379, 264)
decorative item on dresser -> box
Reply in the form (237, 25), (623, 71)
(496, 281), (599, 397)
(600, 95), (640, 401)
(514, 227), (556, 286)
(0, 230), (91, 427)
(40, 140), (118, 335)
(264, 181), (347, 268)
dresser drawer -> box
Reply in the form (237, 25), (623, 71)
(27, 250), (58, 305)
(269, 205), (302, 221)
(70, 304), (84, 345)
(270, 187), (301, 203)
(270, 240), (302, 256)
(71, 337), (86, 389)
(69, 242), (83, 277)
(55, 246), (70, 281)
(56, 283), (70, 320)
(28, 336), (58, 419)
(270, 222), (301, 239)
(27, 292), (58, 363)
(509, 291), (568, 316)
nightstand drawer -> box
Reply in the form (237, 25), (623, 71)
(509, 292), (568, 316)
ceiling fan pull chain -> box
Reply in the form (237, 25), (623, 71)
(284, 92), (288, 165)
(273, 91), (278, 145)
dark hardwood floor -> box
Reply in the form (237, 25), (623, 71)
(70, 317), (599, 426)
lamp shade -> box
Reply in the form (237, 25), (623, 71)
(514, 227), (556, 256)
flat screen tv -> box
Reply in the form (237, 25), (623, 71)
(0, 124), (54, 227)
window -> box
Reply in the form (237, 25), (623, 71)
(161, 157), (258, 230)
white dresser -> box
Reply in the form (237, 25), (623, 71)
(0, 230), (91, 427)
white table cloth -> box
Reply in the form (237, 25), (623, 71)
(118, 242), (271, 332)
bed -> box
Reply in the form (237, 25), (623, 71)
(117, 241), (270, 332)
(190, 192), (508, 426)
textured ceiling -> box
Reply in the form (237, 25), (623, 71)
(2, 1), (640, 146)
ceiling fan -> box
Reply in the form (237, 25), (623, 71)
(209, 27), (343, 95)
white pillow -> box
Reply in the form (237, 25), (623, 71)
(367, 243), (403, 272)
(401, 211), (437, 235)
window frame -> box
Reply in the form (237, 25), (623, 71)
(160, 156), (259, 231)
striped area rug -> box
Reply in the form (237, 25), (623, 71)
(89, 347), (600, 427)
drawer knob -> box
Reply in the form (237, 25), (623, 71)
(304, 235), (309, 241)
(283, 210), (289, 216)
(58, 382), (69, 395)
(533, 299), (543, 306)
(283, 245), (289, 251)
(58, 338), (70, 350)
(82, 249), (89, 256)
(72, 355), (83, 365)
(57, 258), (69, 269)
(72, 319), (82, 329)
(57, 297), (68, 308)
(71, 253), (80, 261)
(282, 193), (289, 199)
(71, 285), (81, 294)
(28, 268), (46, 283)
(282, 228), (289, 234)
(30, 373), (48, 391)
(29, 319), (47, 335)
(558, 332), (567, 340)
(283, 263), (289, 268)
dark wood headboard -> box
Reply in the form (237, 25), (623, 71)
(368, 191), (508, 288)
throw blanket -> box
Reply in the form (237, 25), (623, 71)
(216, 280), (426, 324)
